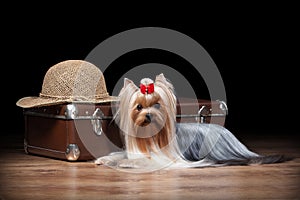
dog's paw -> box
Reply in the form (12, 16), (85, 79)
(94, 156), (118, 166)
(117, 158), (152, 169)
(117, 159), (137, 168)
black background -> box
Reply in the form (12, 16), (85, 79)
(3, 5), (299, 137)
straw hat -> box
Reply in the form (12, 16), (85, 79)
(16, 60), (118, 108)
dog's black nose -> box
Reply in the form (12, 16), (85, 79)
(145, 113), (152, 123)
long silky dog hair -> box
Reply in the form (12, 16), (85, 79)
(95, 73), (288, 170)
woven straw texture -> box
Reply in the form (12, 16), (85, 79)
(16, 60), (118, 108)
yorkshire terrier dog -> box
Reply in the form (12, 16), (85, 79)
(95, 73), (287, 171)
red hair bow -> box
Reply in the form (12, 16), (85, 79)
(140, 83), (154, 94)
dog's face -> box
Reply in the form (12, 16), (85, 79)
(129, 90), (170, 139)
(117, 74), (177, 139)
(128, 77), (175, 140)
(131, 92), (162, 127)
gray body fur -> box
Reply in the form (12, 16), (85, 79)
(176, 123), (287, 165)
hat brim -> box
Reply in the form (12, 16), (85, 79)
(16, 96), (119, 108)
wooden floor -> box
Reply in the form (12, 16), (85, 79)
(0, 132), (299, 200)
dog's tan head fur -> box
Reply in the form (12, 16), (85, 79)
(116, 74), (178, 159)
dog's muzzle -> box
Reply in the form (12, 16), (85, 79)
(141, 113), (152, 126)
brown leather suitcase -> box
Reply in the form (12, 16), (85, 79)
(176, 98), (228, 125)
(23, 102), (124, 161)
(22, 98), (227, 161)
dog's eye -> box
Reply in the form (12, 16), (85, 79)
(136, 104), (143, 111)
(153, 103), (160, 109)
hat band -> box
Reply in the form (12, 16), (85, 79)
(39, 92), (110, 101)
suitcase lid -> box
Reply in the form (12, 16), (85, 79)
(23, 98), (228, 121)
(23, 102), (114, 120)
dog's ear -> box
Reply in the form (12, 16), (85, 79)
(155, 73), (172, 86)
(123, 78), (138, 90)
(155, 73), (167, 83)
(118, 77), (138, 98)
(124, 78), (133, 87)
(155, 73), (175, 91)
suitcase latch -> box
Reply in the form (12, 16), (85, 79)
(196, 100), (228, 123)
(91, 108), (104, 136)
